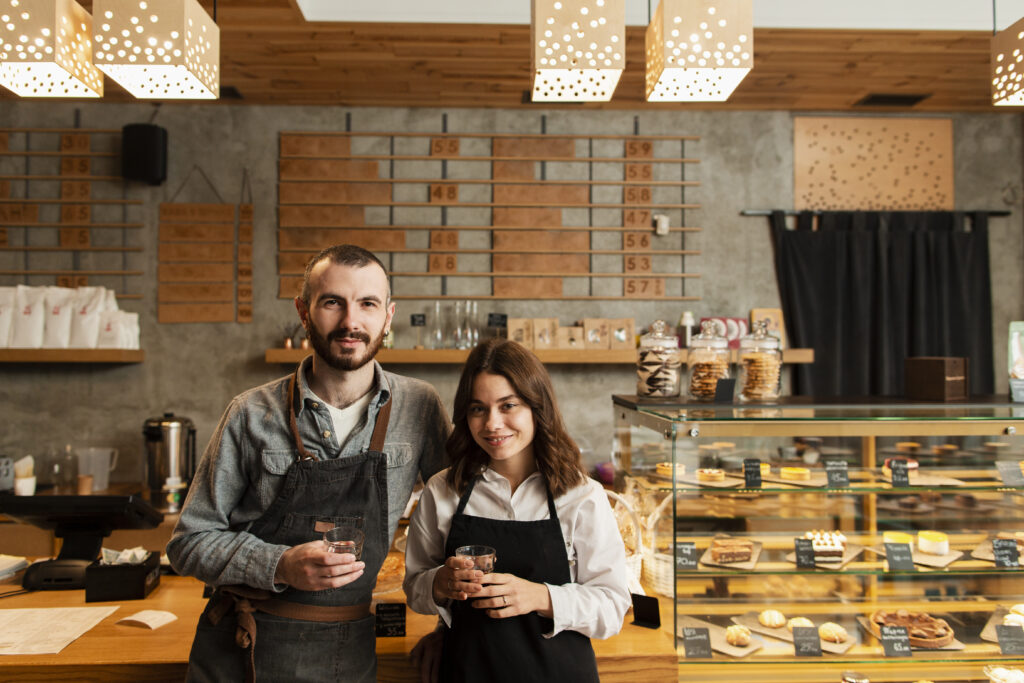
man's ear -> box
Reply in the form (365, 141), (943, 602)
(294, 297), (309, 328)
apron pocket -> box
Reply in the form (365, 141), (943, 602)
(253, 612), (376, 683)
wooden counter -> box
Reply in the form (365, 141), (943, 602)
(0, 574), (676, 682)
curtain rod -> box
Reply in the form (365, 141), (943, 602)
(741, 209), (1011, 217)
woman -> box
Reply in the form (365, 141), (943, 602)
(404, 337), (631, 682)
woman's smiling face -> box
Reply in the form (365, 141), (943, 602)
(467, 371), (535, 467)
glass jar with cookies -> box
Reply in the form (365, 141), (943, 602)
(736, 318), (782, 403)
(636, 319), (682, 397)
(685, 320), (730, 402)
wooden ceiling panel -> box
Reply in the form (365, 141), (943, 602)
(19, 1), (1006, 110)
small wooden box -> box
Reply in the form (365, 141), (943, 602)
(556, 326), (584, 349)
(904, 357), (968, 402)
(608, 318), (635, 350)
(507, 318), (534, 349)
(582, 318), (610, 350)
(532, 318), (559, 349)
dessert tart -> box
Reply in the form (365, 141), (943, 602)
(882, 531), (914, 545)
(758, 609), (786, 628)
(787, 616), (814, 631)
(818, 622), (848, 643)
(724, 623), (751, 647)
(895, 441), (921, 452)
(780, 466), (810, 481)
(696, 468), (725, 482)
(709, 537), (753, 563)
(803, 530), (847, 561)
(917, 530), (950, 556)
(655, 462), (686, 479)
(868, 609), (954, 648)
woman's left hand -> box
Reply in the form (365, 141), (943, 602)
(471, 572), (553, 619)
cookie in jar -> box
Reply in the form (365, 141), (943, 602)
(686, 320), (730, 401)
(736, 318), (782, 403)
(636, 320), (682, 397)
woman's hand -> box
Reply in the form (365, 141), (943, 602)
(471, 573), (552, 619)
(431, 556), (484, 604)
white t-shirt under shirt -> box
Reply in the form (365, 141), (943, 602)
(319, 390), (374, 448)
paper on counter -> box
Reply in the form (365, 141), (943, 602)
(117, 610), (177, 630)
(0, 606), (118, 655)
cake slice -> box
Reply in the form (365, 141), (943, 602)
(710, 537), (753, 563)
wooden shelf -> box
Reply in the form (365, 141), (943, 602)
(0, 349), (144, 363)
(265, 347), (814, 365)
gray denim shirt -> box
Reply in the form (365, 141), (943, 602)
(166, 357), (450, 591)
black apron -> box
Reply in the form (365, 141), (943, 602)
(186, 366), (391, 683)
(440, 475), (600, 683)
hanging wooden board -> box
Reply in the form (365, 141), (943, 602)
(279, 276), (303, 298)
(158, 303), (236, 324)
(159, 203), (236, 222)
(279, 159), (379, 180)
(158, 283), (236, 303)
(492, 207), (562, 227)
(493, 230), (588, 251)
(493, 137), (574, 158)
(159, 243), (234, 263)
(278, 228), (406, 251)
(493, 184), (588, 205)
(280, 134), (351, 157)
(794, 116), (954, 210)
(159, 223), (235, 242)
(0, 203), (39, 223)
(279, 181), (390, 204)
(493, 161), (534, 179)
(279, 205), (365, 228)
(493, 277), (563, 298)
(493, 253), (588, 273)
(159, 263), (235, 283)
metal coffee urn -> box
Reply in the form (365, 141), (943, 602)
(143, 413), (197, 512)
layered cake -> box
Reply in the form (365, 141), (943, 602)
(868, 609), (954, 648)
(882, 531), (914, 545)
(803, 530), (847, 561)
(759, 462), (771, 477)
(780, 466), (810, 481)
(710, 537), (753, 563)
(758, 609), (786, 628)
(917, 531), (950, 556)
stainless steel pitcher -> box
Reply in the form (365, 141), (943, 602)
(143, 413), (196, 512)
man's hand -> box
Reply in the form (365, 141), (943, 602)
(274, 540), (365, 591)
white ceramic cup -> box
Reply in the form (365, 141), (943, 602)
(14, 476), (36, 496)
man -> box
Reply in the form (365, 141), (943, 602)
(167, 244), (450, 682)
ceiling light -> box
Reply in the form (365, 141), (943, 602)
(92, 0), (218, 99)
(531, 0), (624, 102)
(0, 0), (103, 98)
(645, 0), (752, 102)
(992, 15), (1024, 106)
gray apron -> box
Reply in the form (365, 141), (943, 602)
(185, 367), (391, 683)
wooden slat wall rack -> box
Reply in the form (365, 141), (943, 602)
(265, 348), (814, 365)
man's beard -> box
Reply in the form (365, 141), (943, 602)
(306, 320), (385, 371)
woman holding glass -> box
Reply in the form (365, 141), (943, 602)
(404, 337), (631, 682)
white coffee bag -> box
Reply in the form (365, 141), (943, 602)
(0, 287), (15, 348)
(69, 286), (105, 348)
(10, 285), (45, 348)
(43, 286), (76, 348)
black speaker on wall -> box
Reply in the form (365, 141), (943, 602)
(121, 123), (167, 186)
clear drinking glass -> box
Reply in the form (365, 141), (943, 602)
(428, 301), (444, 350)
(455, 545), (496, 573)
(324, 526), (365, 559)
(452, 301), (465, 349)
(464, 300), (479, 347)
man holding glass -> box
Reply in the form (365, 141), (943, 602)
(167, 245), (449, 682)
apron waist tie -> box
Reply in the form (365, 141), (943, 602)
(209, 585), (372, 683)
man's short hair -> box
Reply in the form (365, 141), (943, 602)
(299, 244), (390, 305)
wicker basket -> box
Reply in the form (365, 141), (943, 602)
(605, 489), (643, 595)
(641, 493), (675, 597)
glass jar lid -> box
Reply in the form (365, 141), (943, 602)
(740, 318), (780, 350)
(639, 319), (679, 350)
(690, 319), (728, 349)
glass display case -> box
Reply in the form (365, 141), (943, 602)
(611, 395), (1024, 682)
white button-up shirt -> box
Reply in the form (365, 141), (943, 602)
(403, 466), (631, 640)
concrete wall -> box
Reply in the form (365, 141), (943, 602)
(0, 103), (1021, 483)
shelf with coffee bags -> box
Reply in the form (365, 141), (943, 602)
(612, 395), (1024, 681)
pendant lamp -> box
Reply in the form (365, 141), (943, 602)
(92, 0), (218, 99)
(0, 0), (103, 97)
(645, 0), (752, 102)
(992, 15), (1024, 106)
(531, 0), (625, 102)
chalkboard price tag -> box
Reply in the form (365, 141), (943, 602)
(884, 542), (915, 572)
(410, 313), (426, 327)
(743, 458), (762, 488)
(792, 626), (823, 657)
(487, 313), (508, 328)
(997, 624), (1024, 655)
(675, 542), (698, 570)
(880, 625), (913, 657)
(889, 459), (910, 487)
(682, 627), (713, 659)
(825, 460), (850, 488)
(793, 537), (816, 569)
(713, 378), (736, 403)
(375, 603), (406, 637)
(996, 460), (1024, 487)
(993, 538), (1021, 568)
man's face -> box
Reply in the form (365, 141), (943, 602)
(295, 260), (395, 372)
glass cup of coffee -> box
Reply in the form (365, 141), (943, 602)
(455, 545), (496, 573)
(324, 526), (364, 559)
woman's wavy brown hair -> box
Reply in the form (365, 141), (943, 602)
(446, 337), (587, 497)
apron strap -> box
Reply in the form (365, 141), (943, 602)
(454, 475), (480, 516)
(288, 363), (393, 462)
(544, 484), (559, 521)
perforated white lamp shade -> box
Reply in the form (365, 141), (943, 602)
(645, 0), (752, 102)
(93, 0), (218, 99)
(992, 15), (1024, 106)
(0, 0), (103, 97)
(531, 0), (624, 102)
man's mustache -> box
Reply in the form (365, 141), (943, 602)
(327, 330), (371, 343)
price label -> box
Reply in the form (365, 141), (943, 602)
(60, 204), (90, 224)
(623, 231), (651, 250)
(410, 314), (426, 327)
(681, 627), (712, 658)
(624, 255), (652, 273)
(889, 459), (910, 487)
(487, 313), (508, 328)
(884, 542), (915, 571)
(429, 253), (457, 273)
(997, 624), (1024, 655)
(793, 538), (816, 569)
(430, 137), (460, 156)
(430, 230), (459, 249)
(623, 186), (652, 204)
(880, 625), (913, 657)
(625, 163), (652, 181)
(625, 139), (654, 158)
(623, 278), (665, 298)
(622, 209), (651, 227)
(743, 459), (762, 488)
(429, 183), (459, 204)
(675, 542), (698, 570)
(792, 626), (822, 657)
(825, 460), (850, 488)
(992, 538), (1021, 568)
(374, 603), (406, 637)
(997, 460), (1024, 487)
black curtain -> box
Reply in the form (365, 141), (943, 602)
(770, 210), (994, 397)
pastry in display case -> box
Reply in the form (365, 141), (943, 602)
(612, 395), (1024, 682)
